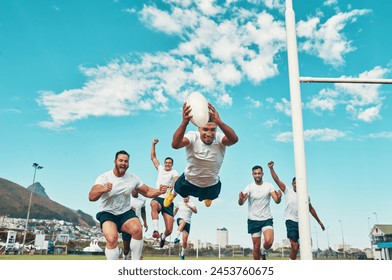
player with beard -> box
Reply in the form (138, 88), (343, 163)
(89, 150), (167, 260)
(164, 102), (238, 208)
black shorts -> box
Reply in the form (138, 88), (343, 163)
(151, 197), (174, 217)
(247, 218), (273, 234)
(174, 173), (221, 201)
(96, 209), (138, 240)
(177, 218), (191, 234)
(286, 220), (299, 242)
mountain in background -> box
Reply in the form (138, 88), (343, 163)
(27, 182), (50, 199)
(0, 177), (96, 227)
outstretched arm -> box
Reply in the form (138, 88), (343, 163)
(151, 138), (160, 170)
(172, 102), (191, 149)
(209, 103), (238, 146)
(268, 161), (287, 192)
(309, 203), (325, 230)
(137, 184), (167, 198)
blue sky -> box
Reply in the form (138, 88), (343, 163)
(1, 0), (391, 251)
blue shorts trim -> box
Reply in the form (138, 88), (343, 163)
(174, 173), (221, 201)
(247, 218), (273, 234)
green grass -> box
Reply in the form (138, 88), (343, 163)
(0, 254), (257, 260)
(0, 254), (340, 260)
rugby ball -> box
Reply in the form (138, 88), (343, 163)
(186, 92), (210, 127)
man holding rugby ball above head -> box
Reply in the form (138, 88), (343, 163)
(164, 95), (239, 208)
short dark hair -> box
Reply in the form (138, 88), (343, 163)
(165, 157), (174, 164)
(115, 150), (129, 160)
(292, 177), (296, 182)
(252, 165), (263, 172)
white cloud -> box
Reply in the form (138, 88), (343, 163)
(305, 66), (390, 122)
(216, 92), (233, 107)
(307, 88), (338, 112)
(275, 128), (347, 142)
(324, 0), (338, 6)
(245, 96), (262, 108)
(274, 98), (291, 116)
(368, 131), (392, 140)
(264, 118), (279, 128)
(38, 2), (288, 128)
(297, 9), (370, 66)
(356, 105), (381, 123)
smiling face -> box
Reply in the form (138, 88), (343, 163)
(114, 153), (129, 177)
(164, 158), (173, 171)
(252, 167), (264, 185)
(198, 122), (217, 145)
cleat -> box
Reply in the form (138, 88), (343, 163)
(159, 233), (165, 248)
(261, 249), (267, 260)
(180, 255), (185, 260)
(152, 231), (160, 239)
(174, 238), (180, 244)
(163, 191), (175, 207)
(204, 199), (212, 207)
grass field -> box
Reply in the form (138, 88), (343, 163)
(0, 254), (339, 260)
(0, 255), (294, 261)
(0, 254), (254, 260)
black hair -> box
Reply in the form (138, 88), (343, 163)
(115, 150), (129, 160)
(165, 157), (174, 164)
(252, 165), (263, 172)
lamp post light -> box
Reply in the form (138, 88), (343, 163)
(373, 212), (379, 224)
(21, 163), (43, 254)
(338, 220), (345, 252)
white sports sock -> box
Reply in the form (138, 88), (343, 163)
(176, 231), (181, 239)
(130, 239), (143, 260)
(124, 251), (130, 260)
(152, 220), (159, 232)
(180, 247), (185, 256)
(161, 233), (166, 240)
(105, 247), (119, 260)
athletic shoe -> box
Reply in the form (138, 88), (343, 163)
(123, 252), (130, 260)
(204, 199), (212, 207)
(174, 238), (180, 244)
(159, 233), (165, 248)
(164, 191), (175, 207)
(180, 255), (185, 260)
(261, 249), (267, 260)
(152, 230), (160, 239)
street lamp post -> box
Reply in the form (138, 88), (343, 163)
(314, 226), (319, 250)
(21, 163), (43, 254)
(326, 226), (330, 249)
(373, 212), (379, 224)
(338, 220), (345, 252)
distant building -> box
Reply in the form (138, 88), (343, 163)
(217, 228), (228, 247)
(370, 224), (392, 260)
